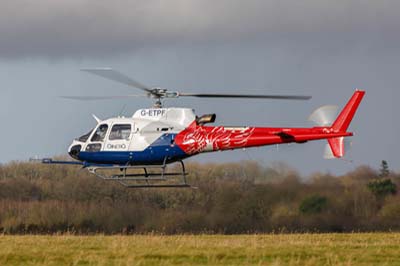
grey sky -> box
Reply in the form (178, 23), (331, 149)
(0, 0), (398, 175)
(1, 0), (399, 59)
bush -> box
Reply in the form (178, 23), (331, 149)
(0, 160), (398, 233)
(367, 178), (397, 199)
(299, 195), (328, 215)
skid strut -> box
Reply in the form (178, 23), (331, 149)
(87, 159), (193, 188)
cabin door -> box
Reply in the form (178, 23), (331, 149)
(103, 123), (133, 152)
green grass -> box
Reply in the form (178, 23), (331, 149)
(0, 234), (400, 265)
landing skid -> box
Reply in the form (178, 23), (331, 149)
(88, 160), (195, 188)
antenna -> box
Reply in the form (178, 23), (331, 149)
(118, 104), (127, 117)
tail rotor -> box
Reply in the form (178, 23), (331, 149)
(308, 105), (339, 126)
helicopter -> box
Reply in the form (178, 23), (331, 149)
(39, 68), (365, 188)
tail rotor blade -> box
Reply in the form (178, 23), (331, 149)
(309, 105), (339, 126)
(344, 138), (352, 153)
(323, 143), (335, 159)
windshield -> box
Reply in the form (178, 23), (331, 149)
(76, 128), (94, 142)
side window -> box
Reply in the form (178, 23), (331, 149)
(85, 143), (102, 152)
(91, 124), (108, 142)
(109, 124), (131, 140)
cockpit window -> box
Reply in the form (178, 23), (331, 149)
(109, 124), (131, 140)
(91, 124), (108, 142)
(77, 129), (94, 142)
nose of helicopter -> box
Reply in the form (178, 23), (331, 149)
(68, 143), (82, 160)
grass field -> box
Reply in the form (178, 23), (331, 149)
(0, 234), (399, 265)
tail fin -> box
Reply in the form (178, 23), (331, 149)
(325, 137), (345, 158)
(332, 90), (365, 133)
(326, 90), (365, 158)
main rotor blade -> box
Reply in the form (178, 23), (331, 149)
(60, 95), (147, 101)
(81, 68), (152, 93)
(178, 93), (312, 100)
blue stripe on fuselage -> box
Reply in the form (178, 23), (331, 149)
(77, 133), (189, 165)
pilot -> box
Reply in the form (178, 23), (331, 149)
(92, 125), (108, 141)
(98, 125), (107, 139)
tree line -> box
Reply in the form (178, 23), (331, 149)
(0, 159), (398, 234)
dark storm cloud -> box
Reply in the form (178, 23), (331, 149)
(1, 0), (399, 59)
